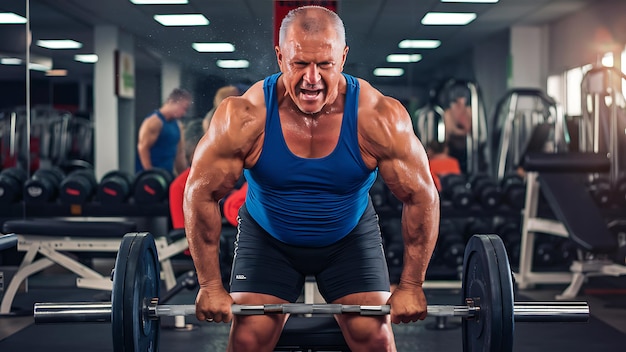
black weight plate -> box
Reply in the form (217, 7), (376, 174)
(462, 235), (514, 352)
(126, 233), (160, 351)
(112, 232), (161, 352)
(112, 233), (135, 352)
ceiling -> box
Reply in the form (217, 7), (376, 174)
(0, 0), (594, 86)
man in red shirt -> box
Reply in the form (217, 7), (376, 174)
(426, 140), (462, 191)
(169, 119), (204, 229)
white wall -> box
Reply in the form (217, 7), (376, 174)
(549, 0), (626, 74)
(473, 29), (510, 124)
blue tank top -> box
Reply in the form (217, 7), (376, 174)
(244, 73), (377, 247)
(135, 110), (180, 173)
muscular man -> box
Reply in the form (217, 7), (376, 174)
(184, 6), (439, 351)
(136, 88), (192, 175)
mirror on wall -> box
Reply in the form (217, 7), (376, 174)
(0, 1), (28, 221)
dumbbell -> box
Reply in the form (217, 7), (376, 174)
(59, 168), (98, 204)
(469, 174), (502, 210)
(440, 174), (473, 209)
(493, 221), (521, 267)
(0, 167), (27, 204)
(23, 166), (65, 203)
(463, 217), (492, 242)
(438, 219), (465, 269)
(98, 170), (135, 204)
(555, 238), (578, 267)
(608, 220), (626, 265)
(133, 168), (173, 204)
(533, 235), (557, 268)
(500, 173), (526, 210)
(588, 175), (613, 208)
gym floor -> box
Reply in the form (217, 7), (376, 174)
(0, 260), (624, 351)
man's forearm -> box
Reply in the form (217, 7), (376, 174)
(186, 203), (225, 288)
(138, 148), (152, 170)
(399, 199), (440, 286)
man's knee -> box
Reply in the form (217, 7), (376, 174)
(340, 316), (394, 347)
(228, 316), (287, 352)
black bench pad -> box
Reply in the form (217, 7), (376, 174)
(524, 153), (610, 173)
(539, 173), (617, 252)
(3, 219), (137, 238)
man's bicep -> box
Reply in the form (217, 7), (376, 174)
(139, 118), (161, 145)
(379, 131), (434, 205)
(188, 141), (244, 200)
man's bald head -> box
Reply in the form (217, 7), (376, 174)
(278, 5), (346, 48)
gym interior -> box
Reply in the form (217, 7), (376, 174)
(1, 0), (625, 351)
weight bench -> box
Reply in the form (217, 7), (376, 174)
(516, 152), (626, 299)
(0, 219), (189, 315)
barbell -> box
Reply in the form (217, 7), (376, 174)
(33, 232), (589, 352)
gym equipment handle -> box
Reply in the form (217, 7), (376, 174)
(33, 301), (589, 324)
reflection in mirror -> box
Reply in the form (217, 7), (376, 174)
(0, 1), (27, 221)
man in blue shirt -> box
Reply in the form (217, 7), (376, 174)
(136, 88), (192, 175)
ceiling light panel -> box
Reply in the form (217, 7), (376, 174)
(192, 43), (235, 52)
(421, 12), (477, 25)
(154, 14), (209, 26)
(386, 54), (422, 63)
(217, 60), (249, 69)
(36, 40), (83, 49)
(30, 63), (52, 71)
(74, 54), (99, 63)
(0, 12), (27, 24)
(373, 68), (404, 77)
(399, 40), (441, 49)
(1, 58), (23, 65)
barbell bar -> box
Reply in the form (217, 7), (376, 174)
(34, 299), (589, 323)
(32, 232), (591, 352)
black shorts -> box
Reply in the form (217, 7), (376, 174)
(229, 201), (390, 303)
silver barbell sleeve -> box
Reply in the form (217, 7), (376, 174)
(33, 301), (590, 324)
(34, 302), (113, 323)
